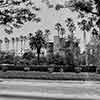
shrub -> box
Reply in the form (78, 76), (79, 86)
(74, 67), (82, 73)
(22, 51), (35, 60)
(47, 54), (65, 65)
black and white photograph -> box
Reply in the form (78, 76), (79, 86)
(0, 0), (100, 100)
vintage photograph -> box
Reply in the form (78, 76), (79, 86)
(0, 0), (100, 100)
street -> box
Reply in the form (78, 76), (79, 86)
(0, 79), (100, 100)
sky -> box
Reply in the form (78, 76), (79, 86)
(0, 0), (91, 52)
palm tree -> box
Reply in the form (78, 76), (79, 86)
(44, 29), (50, 42)
(8, 38), (10, 51)
(29, 30), (47, 64)
(91, 28), (98, 39)
(0, 39), (3, 51)
(4, 37), (9, 51)
(23, 36), (27, 52)
(20, 35), (24, 55)
(55, 23), (62, 37)
(65, 18), (76, 52)
(78, 20), (92, 48)
(60, 27), (66, 38)
(78, 19), (92, 65)
(28, 33), (33, 38)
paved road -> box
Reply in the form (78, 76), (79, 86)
(0, 79), (100, 100)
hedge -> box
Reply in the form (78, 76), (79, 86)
(0, 71), (99, 80)
(0, 64), (97, 72)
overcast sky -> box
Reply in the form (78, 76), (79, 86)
(0, 0), (91, 52)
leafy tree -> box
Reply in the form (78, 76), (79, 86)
(67, 0), (100, 30)
(29, 30), (47, 64)
(0, 0), (41, 34)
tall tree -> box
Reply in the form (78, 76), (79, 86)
(28, 33), (33, 39)
(65, 18), (76, 50)
(78, 19), (93, 65)
(7, 38), (10, 51)
(60, 27), (66, 38)
(20, 35), (24, 55)
(29, 30), (47, 64)
(0, 0), (41, 34)
(4, 37), (9, 51)
(16, 37), (19, 54)
(65, 35), (80, 66)
(65, 18), (81, 65)
(91, 28), (98, 38)
(11, 37), (15, 51)
(55, 23), (62, 37)
(44, 29), (50, 42)
(66, 0), (99, 31)
(78, 19), (92, 47)
(23, 36), (27, 52)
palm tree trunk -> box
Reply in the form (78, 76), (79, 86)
(83, 31), (88, 65)
(21, 40), (23, 56)
(58, 30), (60, 38)
(37, 53), (40, 64)
(83, 31), (86, 45)
(0, 43), (1, 51)
(23, 40), (26, 53)
(62, 34), (63, 38)
(12, 42), (15, 51)
(37, 49), (40, 64)
(8, 42), (9, 51)
(6, 43), (8, 52)
(16, 42), (18, 55)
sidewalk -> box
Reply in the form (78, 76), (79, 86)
(0, 79), (100, 100)
(0, 90), (100, 100)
